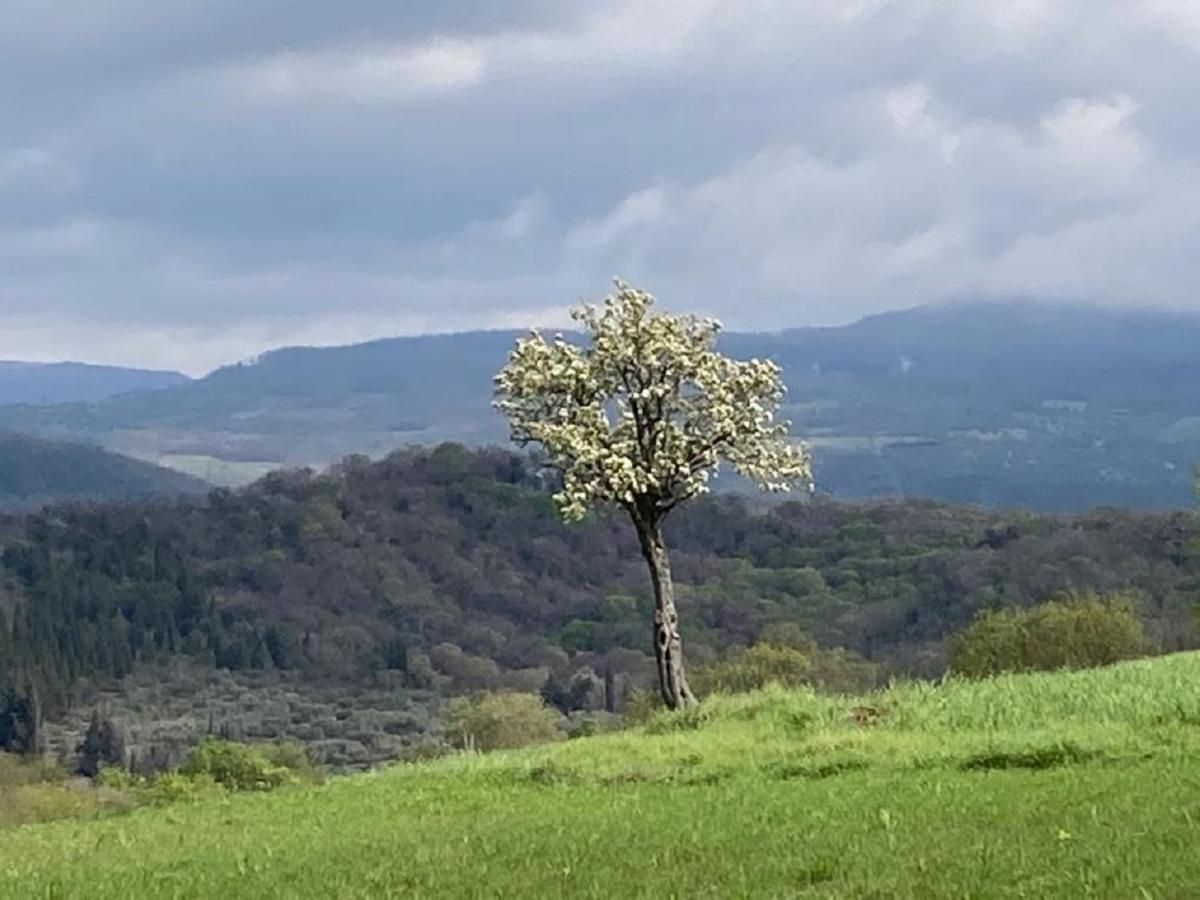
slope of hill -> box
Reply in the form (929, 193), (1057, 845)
(726, 302), (1200, 509)
(3, 444), (1198, 765)
(0, 331), (516, 467)
(0, 361), (188, 405)
(1, 301), (1198, 510)
(0, 433), (209, 511)
(2, 653), (1198, 897)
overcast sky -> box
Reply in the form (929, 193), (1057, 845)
(2, 1), (1199, 374)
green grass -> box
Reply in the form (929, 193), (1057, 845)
(4, 653), (1200, 898)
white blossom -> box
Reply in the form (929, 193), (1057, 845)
(494, 281), (813, 523)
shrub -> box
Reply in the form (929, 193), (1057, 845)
(619, 689), (662, 726)
(259, 740), (326, 785)
(693, 644), (815, 695)
(140, 772), (223, 805)
(692, 642), (878, 696)
(444, 692), (564, 751)
(97, 739), (322, 810)
(95, 765), (139, 791)
(950, 593), (1146, 678)
(180, 738), (297, 791)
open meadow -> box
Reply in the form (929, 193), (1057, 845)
(2, 653), (1199, 898)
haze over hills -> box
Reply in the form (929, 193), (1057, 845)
(1, 301), (1199, 510)
(0, 361), (189, 405)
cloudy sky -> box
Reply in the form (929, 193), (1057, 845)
(3, 1), (1199, 374)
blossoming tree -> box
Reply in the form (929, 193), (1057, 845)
(494, 282), (812, 709)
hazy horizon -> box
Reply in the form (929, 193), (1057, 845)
(6, 294), (1199, 379)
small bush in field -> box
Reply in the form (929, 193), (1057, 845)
(181, 738), (297, 791)
(692, 642), (878, 697)
(444, 693), (564, 751)
(950, 592), (1147, 678)
(91, 739), (320, 805)
(619, 689), (662, 726)
(140, 772), (223, 806)
(95, 765), (140, 791)
(259, 741), (326, 785)
(693, 644), (815, 695)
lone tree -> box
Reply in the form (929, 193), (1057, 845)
(494, 282), (811, 709)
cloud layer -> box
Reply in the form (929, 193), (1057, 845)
(2, 0), (1198, 373)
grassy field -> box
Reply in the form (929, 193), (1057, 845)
(3, 653), (1200, 898)
(153, 454), (281, 488)
(0, 756), (130, 831)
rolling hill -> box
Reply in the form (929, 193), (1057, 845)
(0, 361), (188, 406)
(0, 433), (208, 511)
(3, 301), (1200, 510)
(2, 653), (1198, 897)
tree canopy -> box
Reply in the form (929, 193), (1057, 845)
(494, 281), (812, 523)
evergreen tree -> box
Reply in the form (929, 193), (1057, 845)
(78, 707), (127, 777)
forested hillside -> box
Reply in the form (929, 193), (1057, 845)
(0, 434), (208, 512)
(3, 444), (1199, 745)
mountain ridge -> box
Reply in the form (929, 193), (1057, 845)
(1, 301), (1199, 510)
(0, 361), (190, 406)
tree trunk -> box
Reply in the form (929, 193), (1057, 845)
(635, 519), (697, 710)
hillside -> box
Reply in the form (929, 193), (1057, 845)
(2, 653), (1198, 897)
(0, 433), (208, 512)
(1, 301), (1199, 510)
(0, 331), (514, 474)
(0, 362), (188, 406)
(3, 445), (1200, 766)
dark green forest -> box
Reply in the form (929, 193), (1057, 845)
(0, 433), (207, 512)
(3, 443), (1200, 752)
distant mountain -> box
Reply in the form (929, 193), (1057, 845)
(1, 301), (1199, 511)
(0, 361), (189, 405)
(0, 331), (515, 466)
(720, 302), (1200, 509)
(0, 433), (208, 511)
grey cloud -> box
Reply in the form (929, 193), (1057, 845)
(1, 1), (1199, 373)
